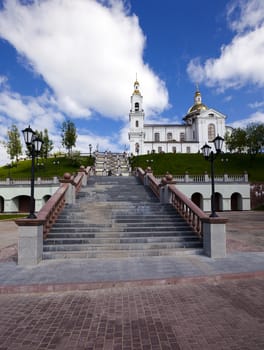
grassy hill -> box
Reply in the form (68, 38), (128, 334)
(0, 153), (263, 182)
(0, 155), (94, 180)
(130, 153), (264, 182)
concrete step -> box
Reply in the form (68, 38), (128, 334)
(43, 248), (203, 259)
(44, 173), (203, 259)
(43, 241), (202, 252)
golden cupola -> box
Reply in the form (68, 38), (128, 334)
(188, 87), (208, 113)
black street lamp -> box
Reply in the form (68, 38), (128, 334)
(201, 135), (224, 217)
(89, 144), (92, 157)
(22, 126), (43, 219)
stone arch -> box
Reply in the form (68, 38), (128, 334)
(13, 195), (30, 213)
(231, 192), (243, 210)
(191, 192), (203, 210)
(214, 192), (223, 211)
(43, 195), (51, 205)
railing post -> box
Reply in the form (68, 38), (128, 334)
(60, 173), (76, 204)
(204, 171), (209, 182)
(159, 173), (176, 203)
(201, 217), (228, 258)
(244, 171), (248, 182)
(144, 167), (153, 186)
(184, 171), (189, 183)
(15, 219), (45, 265)
(79, 166), (88, 186)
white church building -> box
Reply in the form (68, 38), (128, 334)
(128, 80), (233, 155)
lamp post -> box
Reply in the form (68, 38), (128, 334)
(22, 126), (43, 219)
(89, 144), (92, 157)
(201, 135), (224, 217)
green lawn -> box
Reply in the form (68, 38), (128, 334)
(0, 153), (263, 182)
(0, 156), (94, 180)
(130, 153), (264, 182)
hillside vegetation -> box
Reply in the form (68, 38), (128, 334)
(0, 153), (263, 182)
(130, 153), (264, 182)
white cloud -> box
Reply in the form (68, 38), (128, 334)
(230, 111), (264, 128)
(0, 0), (169, 119)
(187, 0), (264, 90)
(248, 100), (264, 109)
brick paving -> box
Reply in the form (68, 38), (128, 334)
(0, 277), (264, 350)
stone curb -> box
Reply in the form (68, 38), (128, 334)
(1, 270), (263, 295)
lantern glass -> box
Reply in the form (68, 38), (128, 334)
(22, 126), (35, 145)
(213, 135), (224, 153)
(201, 143), (211, 158)
(33, 136), (43, 152)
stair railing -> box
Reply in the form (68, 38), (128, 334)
(168, 184), (207, 238)
(15, 166), (92, 265)
(136, 167), (227, 258)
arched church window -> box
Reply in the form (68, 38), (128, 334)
(154, 133), (160, 142)
(135, 120), (139, 128)
(208, 124), (216, 141)
(135, 102), (139, 111)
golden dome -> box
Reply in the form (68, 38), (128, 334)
(187, 88), (208, 113)
(188, 103), (208, 113)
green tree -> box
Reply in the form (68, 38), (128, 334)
(246, 123), (264, 155)
(61, 120), (77, 156)
(36, 129), (53, 159)
(6, 124), (22, 162)
(225, 127), (247, 153)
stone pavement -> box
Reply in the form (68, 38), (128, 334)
(0, 211), (263, 349)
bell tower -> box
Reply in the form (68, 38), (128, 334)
(128, 80), (145, 155)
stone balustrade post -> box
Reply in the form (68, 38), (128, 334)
(204, 171), (209, 182)
(184, 171), (189, 183)
(60, 173), (76, 204)
(16, 219), (45, 265)
(202, 217), (228, 258)
(159, 173), (176, 203)
(79, 166), (88, 186)
(144, 167), (153, 186)
(244, 171), (248, 182)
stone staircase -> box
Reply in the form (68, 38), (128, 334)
(94, 152), (130, 176)
(43, 176), (203, 259)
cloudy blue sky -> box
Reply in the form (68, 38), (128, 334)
(0, 0), (264, 164)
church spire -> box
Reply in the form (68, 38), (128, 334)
(133, 75), (141, 95)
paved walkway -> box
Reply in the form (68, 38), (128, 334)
(0, 211), (263, 349)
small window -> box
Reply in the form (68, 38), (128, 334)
(186, 146), (191, 153)
(135, 102), (139, 111)
(158, 146), (162, 153)
(154, 133), (160, 142)
(135, 120), (139, 128)
(180, 132), (185, 142)
(172, 147), (176, 153)
(167, 132), (172, 141)
(193, 130), (195, 140)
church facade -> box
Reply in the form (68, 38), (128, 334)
(128, 80), (233, 155)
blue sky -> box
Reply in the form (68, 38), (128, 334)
(0, 0), (264, 164)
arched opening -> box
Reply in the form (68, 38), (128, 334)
(231, 192), (243, 210)
(191, 193), (203, 210)
(17, 195), (30, 213)
(43, 195), (51, 205)
(0, 196), (4, 213)
(135, 120), (139, 127)
(214, 192), (223, 211)
(135, 102), (139, 111)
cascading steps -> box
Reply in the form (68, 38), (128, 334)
(43, 176), (203, 259)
